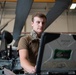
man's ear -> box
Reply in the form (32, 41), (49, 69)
(31, 21), (33, 26)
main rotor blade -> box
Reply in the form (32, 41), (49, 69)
(45, 0), (72, 30)
(13, 0), (33, 40)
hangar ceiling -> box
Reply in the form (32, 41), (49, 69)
(0, 2), (55, 17)
(0, 0), (76, 18)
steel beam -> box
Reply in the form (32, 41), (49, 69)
(0, 0), (76, 3)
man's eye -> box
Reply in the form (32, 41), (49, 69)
(37, 21), (40, 24)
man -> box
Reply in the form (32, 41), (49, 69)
(17, 13), (47, 74)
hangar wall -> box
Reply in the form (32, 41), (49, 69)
(25, 11), (76, 33)
(1, 11), (76, 33)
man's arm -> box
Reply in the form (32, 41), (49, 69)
(19, 49), (36, 74)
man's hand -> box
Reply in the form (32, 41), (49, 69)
(24, 66), (36, 74)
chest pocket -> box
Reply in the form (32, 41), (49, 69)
(28, 39), (39, 64)
(29, 39), (39, 55)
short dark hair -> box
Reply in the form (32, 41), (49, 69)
(32, 12), (47, 22)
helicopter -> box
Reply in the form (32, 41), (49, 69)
(0, 0), (72, 75)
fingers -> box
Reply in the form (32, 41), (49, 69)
(24, 66), (36, 74)
(31, 68), (36, 74)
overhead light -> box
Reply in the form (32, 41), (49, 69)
(70, 3), (76, 9)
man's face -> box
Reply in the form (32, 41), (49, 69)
(31, 16), (46, 35)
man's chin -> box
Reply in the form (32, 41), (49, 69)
(38, 31), (43, 34)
